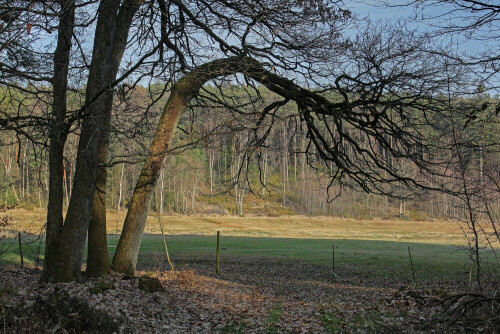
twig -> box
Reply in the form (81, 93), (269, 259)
(152, 191), (175, 274)
(157, 211), (175, 275)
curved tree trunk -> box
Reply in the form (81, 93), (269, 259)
(112, 76), (195, 275)
(111, 56), (318, 275)
(112, 56), (264, 275)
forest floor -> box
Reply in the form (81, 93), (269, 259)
(1, 208), (498, 332)
(0, 256), (492, 334)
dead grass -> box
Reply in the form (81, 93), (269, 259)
(5, 208), (468, 245)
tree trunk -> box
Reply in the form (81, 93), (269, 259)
(86, 130), (111, 277)
(112, 77), (195, 274)
(262, 148), (267, 196)
(159, 167), (164, 214)
(112, 57), (254, 275)
(40, 0), (75, 283)
(42, 0), (141, 281)
(118, 154), (125, 211)
(283, 123), (286, 208)
(208, 149), (214, 197)
(63, 159), (69, 208)
(76, 0), (142, 278)
(191, 172), (198, 212)
(61, 0), (122, 279)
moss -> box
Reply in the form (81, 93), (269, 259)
(90, 282), (115, 295)
(0, 283), (17, 298)
(138, 276), (165, 293)
(1, 289), (129, 333)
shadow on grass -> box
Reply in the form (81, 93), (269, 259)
(133, 235), (495, 285)
(2, 234), (498, 285)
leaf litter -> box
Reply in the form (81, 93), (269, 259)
(0, 256), (474, 333)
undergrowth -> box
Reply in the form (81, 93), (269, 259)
(0, 289), (130, 333)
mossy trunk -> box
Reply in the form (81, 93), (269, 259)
(112, 57), (260, 275)
(61, 0), (121, 278)
(112, 77), (195, 275)
(85, 0), (142, 277)
(41, 0), (75, 283)
(42, 0), (141, 281)
(86, 132), (111, 277)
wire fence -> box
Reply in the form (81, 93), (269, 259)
(2, 231), (500, 282)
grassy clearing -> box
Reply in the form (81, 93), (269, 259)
(3, 209), (499, 332)
(129, 235), (500, 282)
(3, 234), (499, 283)
(6, 208), (466, 244)
(3, 208), (499, 283)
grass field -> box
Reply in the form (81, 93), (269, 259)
(5, 207), (468, 243)
(126, 235), (500, 282)
(2, 208), (499, 283)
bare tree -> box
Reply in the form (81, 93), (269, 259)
(1, 0), (495, 282)
(112, 16), (473, 274)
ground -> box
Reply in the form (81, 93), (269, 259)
(1, 209), (497, 333)
(5, 208), (465, 243)
(0, 257), (482, 333)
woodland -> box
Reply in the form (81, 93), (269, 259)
(0, 0), (499, 332)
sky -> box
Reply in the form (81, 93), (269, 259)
(18, 0), (499, 93)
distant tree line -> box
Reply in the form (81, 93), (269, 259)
(1, 84), (498, 220)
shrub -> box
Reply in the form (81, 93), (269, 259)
(138, 276), (165, 293)
(0, 289), (129, 333)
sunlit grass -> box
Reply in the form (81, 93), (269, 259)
(3, 208), (498, 282)
(6, 208), (467, 245)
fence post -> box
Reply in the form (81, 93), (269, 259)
(216, 231), (220, 274)
(408, 246), (416, 282)
(332, 240), (340, 279)
(18, 232), (23, 268)
(332, 241), (335, 275)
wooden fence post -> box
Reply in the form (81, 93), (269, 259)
(332, 241), (335, 274)
(332, 240), (340, 279)
(216, 231), (220, 274)
(18, 232), (23, 268)
(408, 246), (415, 282)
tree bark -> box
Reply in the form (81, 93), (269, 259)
(60, 0), (122, 280)
(43, 0), (141, 281)
(159, 167), (164, 214)
(118, 148), (125, 210)
(86, 129), (111, 277)
(208, 149), (214, 197)
(112, 76), (197, 274)
(66, 0), (142, 277)
(41, 0), (75, 283)
(113, 57), (254, 275)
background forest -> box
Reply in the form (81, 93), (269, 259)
(1, 84), (499, 220)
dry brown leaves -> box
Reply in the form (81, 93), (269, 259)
(0, 258), (469, 333)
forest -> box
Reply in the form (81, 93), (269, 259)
(0, 0), (500, 332)
(1, 85), (499, 219)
